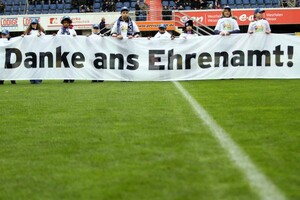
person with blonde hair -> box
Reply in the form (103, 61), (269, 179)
(248, 8), (271, 34)
(214, 6), (240, 36)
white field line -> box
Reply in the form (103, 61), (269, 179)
(173, 81), (286, 200)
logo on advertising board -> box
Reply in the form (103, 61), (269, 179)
(23, 17), (40, 27)
(1, 17), (18, 30)
(50, 17), (60, 25)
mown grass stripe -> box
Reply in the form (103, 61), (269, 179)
(173, 81), (286, 200)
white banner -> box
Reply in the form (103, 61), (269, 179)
(0, 33), (300, 81)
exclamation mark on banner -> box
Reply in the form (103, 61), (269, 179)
(287, 46), (294, 67)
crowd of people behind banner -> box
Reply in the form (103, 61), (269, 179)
(1, 6), (272, 85)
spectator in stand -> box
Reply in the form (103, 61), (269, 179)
(99, 17), (109, 35)
(162, 6), (172, 20)
(57, 16), (77, 83)
(191, 0), (200, 10)
(135, 0), (141, 21)
(179, 19), (199, 39)
(102, 0), (110, 11)
(214, 6), (240, 36)
(23, 19), (45, 84)
(111, 6), (140, 39)
(86, 5), (93, 12)
(0, 2), (5, 13)
(110, 1), (116, 12)
(0, 29), (16, 85)
(200, 0), (208, 9)
(79, 4), (85, 12)
(178, 5), (184, 10)
(248, 8), (271, 34)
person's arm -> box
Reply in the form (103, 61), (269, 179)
(229, 20), (240, 34)
(110, 22), (118, 37)
(247, 22), (254, 34)
(214, 19), (222, 35)
(132, 21), (140, 38)
(265, 20), (271, 34)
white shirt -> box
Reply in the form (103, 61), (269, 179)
(154, 31), (171, 39)
(57, 27), (77, 36)
(248, 19), (271, 33)
(179, 32), (198, 39)
(29, 29), (45, 36)
(214, 17), (240, 33)
(111, 18), (140, 38)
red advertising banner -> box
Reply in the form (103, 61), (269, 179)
(174, 8), (300, 27)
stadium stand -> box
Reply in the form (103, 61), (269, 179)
(0, 0), (296, 16)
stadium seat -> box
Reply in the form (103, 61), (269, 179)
(235, 0), (243, 6)
(162, 1), (168, 6)
(271, 0), (279, 6)
(169, 1), (176, 7)
(35, 4), (43, 13)
(123, 1), (130, 8)
(185, 6), (191, 9)
(220, 0), (228, 6)
(257, 0), (264, 5)
(250, 0), (257, 6)
(228, 0), (235, 6)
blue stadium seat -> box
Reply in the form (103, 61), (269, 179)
(162, 1), (168, 6)
(220, 0), (228, 6)
(169, 1), (176, 7)
(235, 0), (243, 6)
(123, 1), (130, 8)
(185, 6), (191, 9)
(116, 2), (123, 8)
(271, 0), (279, 6)
(94, 2), (101, 9)
(250, 0), (257, 6)
(43, 3), (50, 11)
(257, 0), (264, 5)
(228, 0), (235, 5)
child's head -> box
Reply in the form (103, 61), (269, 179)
(61, 16), (72, 28)
(120, 7), (129, 20)
(185, 19), (193, 32)
(222, 6), (232, 18)
(254, 8), (265, 19)
(92, 24), (100, 34)
(158, 24), (166, 34)
(1, 29), (9, 38)
(30, 18), (38, 29)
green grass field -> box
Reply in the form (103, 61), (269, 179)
(0, 80), (299, 200)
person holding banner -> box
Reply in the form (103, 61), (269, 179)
(57, 16), (77, 83)
(248, 8), (271, 34)
(23, 19), (45, 84)
(179, 19), (198, 39)
(89, 24), (102, 36)
(214, 6), (240, 36)
(153, 24), (174, 39)
(0, 29), (16, 85)
(111, 6), (140, 39)
(23, 19), (45, 37)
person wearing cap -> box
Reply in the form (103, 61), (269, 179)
(111, 6), (140, 39)
(179, 19), (198, 39)
(153, 24), (173, 39)
(214, 6), (240, 36)
(23, 19), (45, 84)
(57, 16), (77, 83)
(248, 8), (271, 34)
(0, 29), (16, 85)
(90, 24), (102, 36)
(23, 18), (45, 37)
(57, 16), (77, 36)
